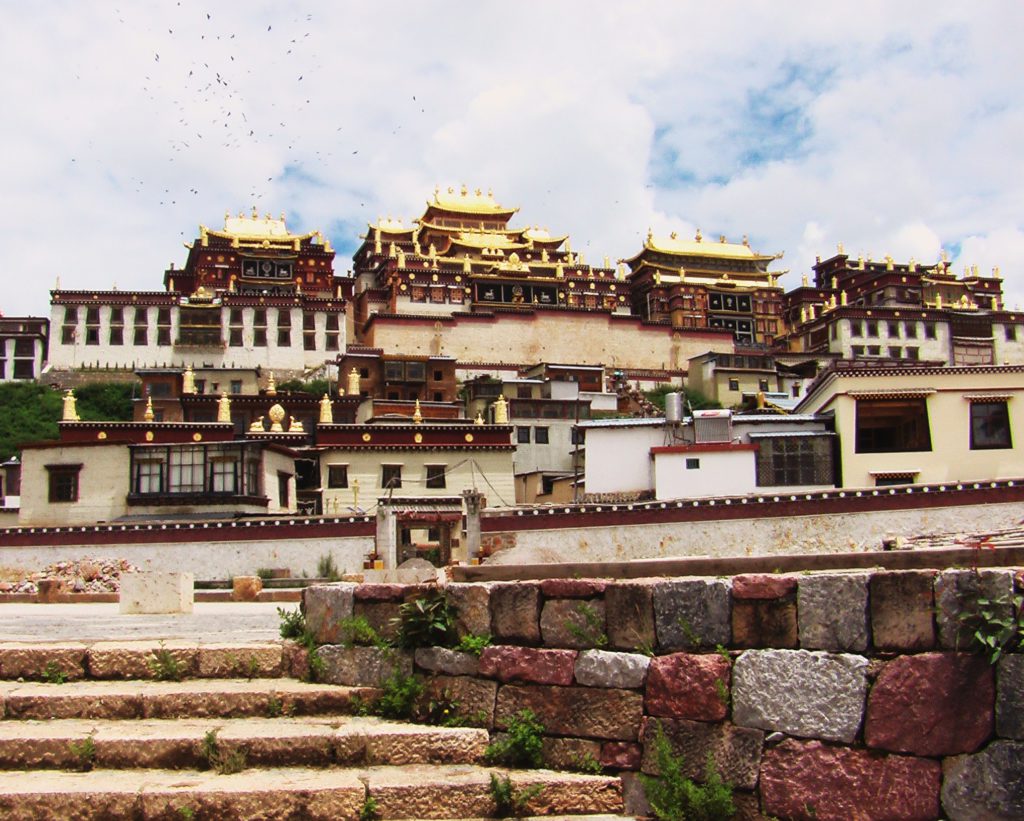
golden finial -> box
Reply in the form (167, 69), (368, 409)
(389, 242), (396, 257)
(617, 263), (626, 280)
(463, 254), (471, 273)
(994, 266), (1001, 279)
(143, 395), (155, 422)
(646, 227), (653, 244)
(909, 258), (917, 273)
(474, 412), (484, 425)
(941, 249), (949, 263)
(719, 235), (726, 243)
(972, 264), (979, 277)
(936, 293), (943, 309)
(800, 305), (808, 323)
(488, 188), (493, 197)
(217, 392), (231, 423)
(182, 364), (196, 395)
(541, 248), (549, 263)
(287, 415), (304, 433)
(841, 290), (848, 306)
(352, 478), (360, 510)
(397, 248), (406, 267)
(266, 371), (277, 397)
(280, 212), (286, 221)
(756, 390), (766, 409)
(604, 255), (610, 269)
(801, 274), (809, 287)
(347, 367), (360, 397)
(412, 399), (423, 424)
(886, 256), (894, 271)
(62, 390), (80, 422)
(837, 242), (844, 254)
(831, 276), (838, 290)
(493, 395), (508, 425)
(816, 255), (821, 264)
(555, 261), (564, 278)
(474, 188), (481, 196)
(695, 228), (702, 242)
(679, 266), (686, 278)
(742, 235), (749, 246)
(248, 415), (265, 433)
(268, 404), (285, 432)
(460, 184), (468, 196)
(319, 394), (333, 424)
(251, 205), (259, 218)
(670, 231), (678, 240)
(858, 255), (865, 270)
(433, 184), (440, 200)
(224, 210), (231, 222)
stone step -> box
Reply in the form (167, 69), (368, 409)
(0, 764), (625, 820)
(0, 715), (488, 770)
(0, 678), (374, 720)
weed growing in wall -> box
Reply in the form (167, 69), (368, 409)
(486, 709), (546, 769)
(640, 721), (736, 821)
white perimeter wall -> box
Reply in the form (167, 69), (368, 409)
(654, 450), (757, 499)
(584, 426), (663, 494)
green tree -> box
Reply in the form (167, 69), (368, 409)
(644, 384), (720, 412)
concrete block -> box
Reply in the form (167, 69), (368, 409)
(119, 573), (193, 614)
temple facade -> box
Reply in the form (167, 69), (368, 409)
(46, 211), (347, 377)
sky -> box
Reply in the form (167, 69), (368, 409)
(2, 2), (1023, 318)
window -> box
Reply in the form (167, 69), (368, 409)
(230, 380), (242, 394)
(277, 328), (291, 347)
(327, 465), (348, 488)
(516, 426), (530, 444)
(85, 327), (99, 345)
(850, 320), (863, 337)
(867, 345), (881, 356)
(851, 345), (865, 357)
(157, 327), (171, 346)
(168, 446), (206, 492)
(534, 427), (549, 444)
(889, 346), (902, 358)
(830, 324), (838, 341)
(571, 427), (584, 445)
(756, 436), (834, 486)
(61, 326), (75, 344)
(254, 328), (267, 347)
(924, 322), (937, 340)
(728, 378), (740, 391)
(866, 321), (878, 337)
(381, 464), (402, 488)
(887, 321), (900, 338)
(277, 472), (291, 508)
(970, 401), (1012, 449)
(855, 398), (932, 453)
(210, 458), (239, 493)
(685, 458), (700, 470)
(904, 322), (917, 339)
(109, 326), (123, 345)
(1007, 325), (1019, 342)
(758, 379), (770, 391)
(133, 459), (164, 494)
(906, 347), (920, 360)
(433, 370), (444, 382)
(229, 329), (243, 346)
(46, 464), (81, 502)
(425, 464), (446, 489)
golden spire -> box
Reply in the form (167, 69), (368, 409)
(800, 305), (808, 323)
(266, 371), (277, 397)
(217, 393), (231, 423)
(347, 367), (360, 397)
(831, 276), (837, 290)
(319, 394), (333, 424)
(413, 399), (423, 424)
(143, 396), (155, 422)
(555, 261), (564, 278)
(695, 228), (703, 242)
(837, 242), (844, 254)
(182, 365), (196, 395)
(397, 248), (406, 267)
(463, 254), (471, 273)
(493, 395), (509, 425)
(841, 290), (848, 306)
(474, 412), (484, 425)
(802, 274), (809, 287)
(62, 390), (80, 422)
(352, 478), (360, 510)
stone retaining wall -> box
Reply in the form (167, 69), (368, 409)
(303, 568), (1024, 820)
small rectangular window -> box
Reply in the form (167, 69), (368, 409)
(856, 398), (931, 453)
(924, 322), (937, 340)
(866, 321), (879, 337)
(1006, 325), (1018, 342)
(85, 328), (99, 345)
(534, 427), (549, 444)
(134, 327), (148, 345)
(685, 458), (700, 470)
(516, 426), (530, 444)
(229, 329), (243, 347)
(425, 465), (446, 489)
(970, 401), (1012, 450)
(277, 472), (291, 508)
(758, 379), (770, 391)
(433, 370), (444, 382)
(887, 321), (900, 338)
(728, 378), (740, 391)
(109, 327), (123, 346)
(327, 464), (349, 488)
(253, 329), (267, 347)
(904, 322), (917, 339)
(889, 346), (902, 358)
(157, 328), (171, 346)
(381, 464), (402, 489)
(46, 465), (81, 503)
(277, 330), (291, 347)
(230, 380), (242, 394)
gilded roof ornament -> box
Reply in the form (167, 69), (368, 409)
(841, 290), (848, 306)
(143, 396), (155, 422)
(287, 415), (304, 433)
(268, 403), (286, 432)
(62, 390), (80, 422)
(994, 266), (1001, 279)
(319, 394), (334, 424)
(347, 367), (360, 397)
(837, 242), (844, 254)
(413, 399), (423, 424)
(248, 416), (265, 433)
(182, 365), (197, 395)
(670, 231), (678, 240)
(493, 395), (509, 425)
(266, 371), (277, 397)
(217, 393), (231, 423)
(801, 275), (809, 287)
(743, 235), (750, 246)
(695, 228), (703, 242)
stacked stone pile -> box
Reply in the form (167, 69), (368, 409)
(0, 558), (138, 594)
(304, 569), (1024, 820)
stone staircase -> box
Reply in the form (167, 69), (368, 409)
(0, 641), (631, 820)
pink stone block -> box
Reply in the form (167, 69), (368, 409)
(864, 652), (994, 756)
(478, 646), (577, 686)
(732, 574), (797, 600)
(645, 653), (730, 721)
(540, 579), (609, 598)
(601, 741), (642, 770)
(761, 739), (940, 821)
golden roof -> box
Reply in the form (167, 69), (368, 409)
(201, 209), (321, 246)
(453, 231), (525, 250)
(522, 226), (568, 243)
(624, 230), (780, 263)
(372, 216), (412, 234)
(428, 185), (517, 215)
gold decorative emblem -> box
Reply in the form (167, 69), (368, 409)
(145, 431), (154, 442)
(414, 433), (423, 443)
(97, 431), (107, 440)
(464, 433), (474, 443)
(362, 433), (371, 442)
(192, 433), (202, 442)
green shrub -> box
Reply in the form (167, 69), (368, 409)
(42, 660), (68, 684)
(200, 729), (247, 775)
(640, 722), (736, 821)
(485, 709), (545, 768)
(457, 633), (492, 656)
(67, 737), (96, 772)
(359, 794), (381, 821)
(489, 773), (544, 818)
(955, 588), (1024, 664)
(316, 553), (340, 581)
(371, 669), (424, 720)
(393, 588), (458, 649)
(148, 645), (184, 681)
(338, 615), (390, 649)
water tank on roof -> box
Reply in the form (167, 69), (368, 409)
(664, 392), (683, 423)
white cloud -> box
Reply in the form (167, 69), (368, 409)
(0, 1), (1021, 323)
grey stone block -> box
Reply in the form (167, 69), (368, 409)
(414, 646), (480, 677)
(541, 599), (607, 649)
(301, 582), (356, 645)
(942, 740), (1024, 820)
(606, 583), (656, 652)
(490, 582), (541, 644)
(640, 716), (764, 791)
(317, 645), (411, 687)
(732, 649), (868, 743)
(935, 569), (1016, 650)
(653, 578), (731, 651)
(575, 649), (651, 689)
(447, 583), (492, 638)
(997, 654), (1024, 740)
(797, 572), (870, 652)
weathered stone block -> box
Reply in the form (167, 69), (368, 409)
(539, 578), (608, 598)
(316, 645), (411, 687)
(997, 654), (1024, 740)
(540, 599), (607, 649)
(761, 738), (940, 821)
(640, 716), (764, 791)
(353, 583), (408, 601)
(230, 575), (262, 602)
(414, 647), (480, 677)
(605, 583), (656, 653)
(540, 736), (602, 770)
(421, 674), (498, 727)
(353, 600), (401, 643)
(732, 573), (797, 600)
(478, 646), (576, 685)
(601, 741), (642, 770)
(88, 641), (198, 680)
(869, 570), (936, 651)
(653, 578), (731, 651)
(645, 653), (730, 721)
(196, 644), (283, 678)
(575, 649), (650, 689)
(301, 583), (356, 645)
(119, 572), (193, 614)
(864, 652), (994, 756)
(935, 569), (1015, 650)
(490, 582), (541, 644)
(496, 684), (643, 741)
(797, 572), (869, 652)
(0, 644), (87, 681)
(732, 649), (868, 743)
(941, 740), (1024, 820)
(732, 599), (798, 649)
(447, 583), (492, 638)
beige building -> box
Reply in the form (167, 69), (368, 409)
(795, 362), (1024, 488)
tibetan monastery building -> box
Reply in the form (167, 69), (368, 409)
(349, 186), (738, 373)
(47, 211), (348, 377)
